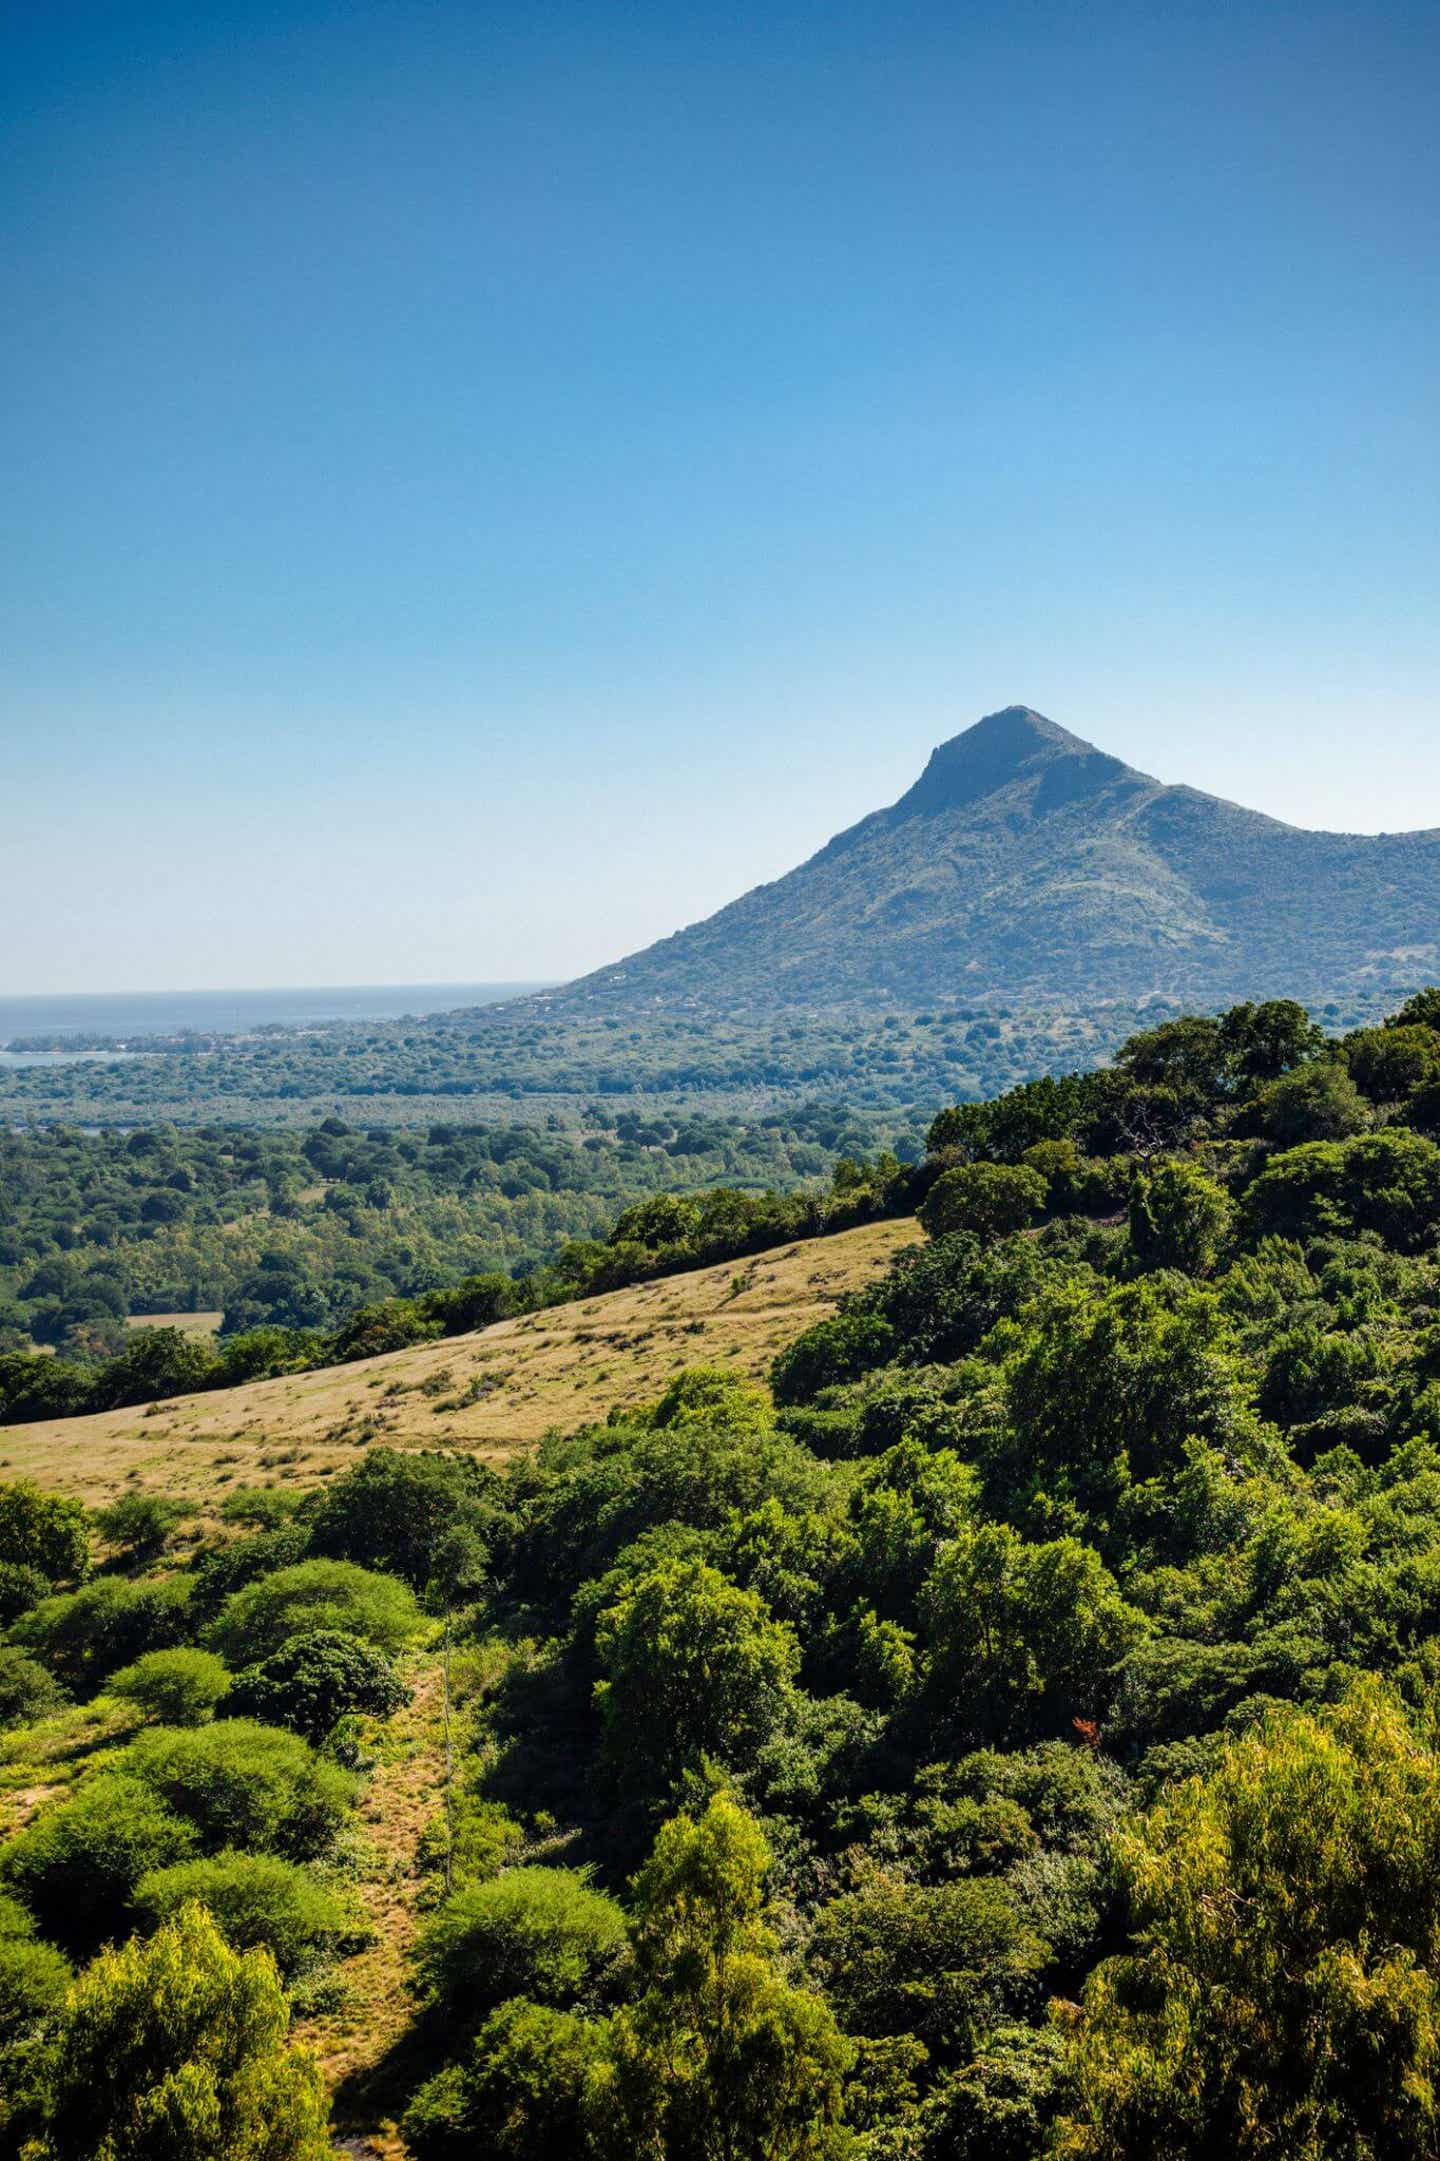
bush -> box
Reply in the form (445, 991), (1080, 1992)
(402, 1999), (607, 2161)
(93, 1492), (189, 1560)
(305, 1448), (500, 1591)
(12, 1574), (193, 1688)
(0, 1559), (50, 1625)
(0, 1902), (71, 2160)
(109, 1647), (232, 1727)
(37, 1901), (330, 2161)
(217, 1485), (305, 1530)
(770, 1311), (898, 1406)
(133, 1851), (359, 1978)
(190, 1521), (312, 1617)
(1128, 1161), (1234, 1276)
(413, 1867), (628, 2024)
(919, 1164), (1048, 1243)
(206, 1558), (421, 1665)
(0, 1646), (66, 1731)
(118, 1718), (356, 1860)
(1, 1775), (197, 1955)
(594, 1558), (801, 1799)
(225, 1628), (407, 1742)
(0, 1479), (90, 1584)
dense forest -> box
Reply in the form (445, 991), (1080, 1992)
(5, 988), (1440, 2155)
(0, 1101), (906, 1350)
(0, 986), (1394, 1132)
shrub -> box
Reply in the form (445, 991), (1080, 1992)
(109, 1647), (232, 1727)
(37, 1900), (330, 2161)
(118, 1718), (356, 1859)
(770, 1312), (897, 1406)
(133, 1851), (358, 1978)
(12, 1574), (193, 1688)
(919, 1163), (1048, 1243)
(0, 1479), (90, 1584)
(225, 1628), (406, 1742)
(1128, 1161), (1234, 1276)
(0, 1559), (50, 1625)
(304, 1448), (500, 1591)
(0, 1902), (71, 2160)
(413, 1866), (628, 2024)
(218, 1485), (305, 1530)
(594, 1558), (801, 1799)
(93, 1491), (189, 1560)
(190, 1521), (312, 1617)
(206, 1558), (421, 1665)
(0, 1646), (65, 1729)
(1, 1774), (197, 1955)
(402, 1999), (607, 2161)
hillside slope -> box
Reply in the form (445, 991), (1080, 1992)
(560, 705), (1440, 1011)
(0, 1216), (919, 1505)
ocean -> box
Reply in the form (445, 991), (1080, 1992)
(0, 983), (548, 1055)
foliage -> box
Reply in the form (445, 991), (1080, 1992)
(594, 1792), (853, 2161)
(1058, 1680), (1440, 2158)
(401, 1998), (609, 2161)
(206, 1558), (420, 1665)
(412, 1865), (628, 2024)
(225, 1628), (406, 1742)
(12, 1573), (194, 1687)
(109, 1647), (232, 1727)
(0, 1480), (89, 1585)
(918, 1163), (1048, 1243)
(34, 1900), (330, 2161)
(117, 1718), (356, 1860)
(1, 1775), (197, 1956)
(133, 1851), (358, 1978)
(594, 1559), (801, 1802)
(0, 1645), (65, 1729)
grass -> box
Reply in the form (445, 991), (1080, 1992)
(0, 1217), (920, 1508)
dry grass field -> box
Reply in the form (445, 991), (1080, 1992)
(0, 1217), (920, 1509)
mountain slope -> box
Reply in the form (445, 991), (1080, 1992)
(562, 706), (1440, 1010)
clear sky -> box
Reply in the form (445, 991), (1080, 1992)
(4, 0), (1438, 993)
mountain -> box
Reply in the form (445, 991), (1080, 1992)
(561, 706), (1440, 1011)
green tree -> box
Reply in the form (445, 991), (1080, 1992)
(207, 1558), (420, 1665)
(304, 1447), (498, 1591)
(1, 1774), (197, 1956)
(0, 1645), (65, 1730)
(413, 1866), (628, 2024)
(919, 1163), (1048, 1243)
(592, 1793), (852, 2161)
(594, 1559), (800, 1799)
(402, 1998), (608, 2161)
(225, 1628), (406, 1742)
(1058, 1680), (1440, 2159)
(109, 1647), (232, 1727)
(1128, 1161), (1234, 1276)
(0, 1480), (90, 1585)
(13, 1574), (193, 1688)
(35, 1901), (329, 2161)
(94, 1491), (188, 1561)
(921, 1523), (1146, 1744)
(133, 1852), (357, 1979)
(118, 1719), (355, 1860)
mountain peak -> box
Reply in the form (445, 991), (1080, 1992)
(892, 705), (1132, 818)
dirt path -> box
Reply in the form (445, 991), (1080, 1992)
(300, 1651), (449, 2158)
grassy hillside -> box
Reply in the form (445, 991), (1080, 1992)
(0, 1216), (919, 1507)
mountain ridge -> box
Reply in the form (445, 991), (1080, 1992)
(551, 706), (1440, 1012)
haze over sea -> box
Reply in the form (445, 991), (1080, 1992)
(0, 984), (545, 1053)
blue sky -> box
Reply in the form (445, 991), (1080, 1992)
(4, 0), (1438, 992)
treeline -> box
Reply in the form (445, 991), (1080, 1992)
(0, 1101), (902, 1355)
(0, 1157), (909, 1428)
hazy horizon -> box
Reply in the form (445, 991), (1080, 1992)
(7, 2), (1438, 993)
